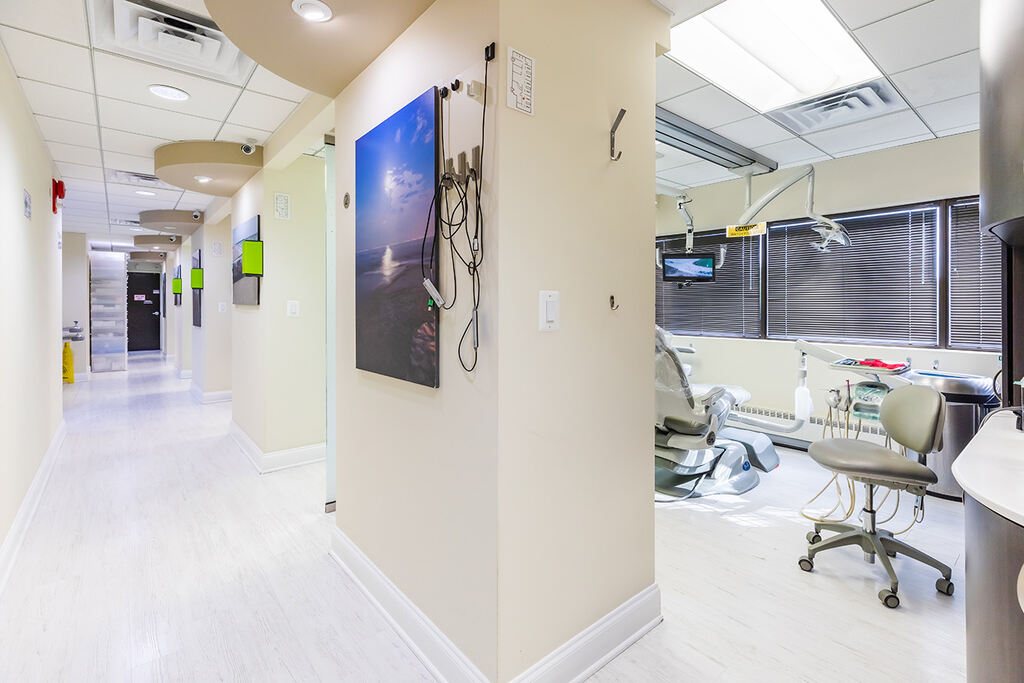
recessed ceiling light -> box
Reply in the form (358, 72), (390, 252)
(135, 190), (157, 196)
(291, 0), (332, 22)
(149, 84), (190, 101)
(668, 0), (881, 113)
(194, 175), (213, 184)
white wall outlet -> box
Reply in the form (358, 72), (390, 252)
(539, 290), (559, 332)
(218, 302), (226, 313)
(287, 300), (300, 317)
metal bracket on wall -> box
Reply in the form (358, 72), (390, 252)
(610, 108), (626, 161)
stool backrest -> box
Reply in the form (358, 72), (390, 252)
(880, 385), (946, 454)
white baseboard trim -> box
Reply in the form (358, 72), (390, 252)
(229, 421), (325, 474)
(190, 384), (232, 404)
(329, 526), (490, 683)
(0, 420), (67, 598)
(178, 369), (192, 380)
(509, 584), (662, 683)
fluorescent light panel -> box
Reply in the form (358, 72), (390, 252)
(669, 0), (881, 112)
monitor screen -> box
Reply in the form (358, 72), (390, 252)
(662, 252), (715, 282)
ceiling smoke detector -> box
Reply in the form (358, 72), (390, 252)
(291, 0), (333, 22)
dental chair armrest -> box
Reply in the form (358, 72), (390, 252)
(663, 416), (711, 437)
(696, 387), (727, 408)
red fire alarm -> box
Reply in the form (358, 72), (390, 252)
(51, 179), (65, 214)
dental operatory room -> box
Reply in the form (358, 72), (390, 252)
(4, 0), (1024, 681)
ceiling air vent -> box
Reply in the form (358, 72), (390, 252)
(87, 0), (255, 85)
(766, 78), (908, 136)
(105, 169), (177, 190)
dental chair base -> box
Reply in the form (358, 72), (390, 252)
(719, 426), (779, 472)
(655, 439), (759, 499)
(799, 482), (953, 609)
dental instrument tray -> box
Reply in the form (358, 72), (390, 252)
(829, 357), (910, 375)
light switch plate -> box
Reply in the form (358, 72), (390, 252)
(539, 290), (559, 332)
(218, 302), (226, 313)
(287, 300), (300, 317)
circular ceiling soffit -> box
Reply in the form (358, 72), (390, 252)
(154, 141), (263, 197)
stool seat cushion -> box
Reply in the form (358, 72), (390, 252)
(809, 438), (938, 487)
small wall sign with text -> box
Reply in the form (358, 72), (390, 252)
(727, 222), (767, 238)
(507, 47), (535, 116)
(24, 190), (31, 219)
(275, 192), (291, 220)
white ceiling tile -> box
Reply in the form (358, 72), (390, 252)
(36, 115), (99, 148)
(659, 85), (757, 129)
(655, 141), (703, 172)
(712, 116), (793, 149)
(226, 91), (297, 131)
(62, 178), (108, 195)
(100, 128), (170, 157)
(803, 110), (932, 155)
(92, 52), (242, 121)
(103, 151), (156, 175)
(0, 28), (93, 91)
(831, 133), (936, 158)
(177, 192), (216, 210)
(0, 0), (90, 45)
(824, 0), (932, 30)
(18, 80), (97, 124)
(656, 56), (706, 103)
(753, 138), (830, 167)
(216, 123), (271, 145)
(246, 66), (308, 102)
(47, 142), (102, 166)
(107, 183), (182, 204)
(658, 160), (734, 187)
(892, 50), (979, 108)
(917, 93), (980, 133)
(854, 0), (980, 74)
(656, 180), (685, 195)
(57, 163), (105, 181)
(97, 98), (221, 140)
(62, 205), (110, 220)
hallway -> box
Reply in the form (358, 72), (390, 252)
(0, 355), (429, 682)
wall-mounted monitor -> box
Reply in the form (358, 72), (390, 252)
(662, 252), (715, 283)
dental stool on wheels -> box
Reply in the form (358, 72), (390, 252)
(797, 385), (954, 608)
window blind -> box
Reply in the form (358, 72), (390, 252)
(767, 206), (939, 346)
(655, 231), (761, 338)
(948, 200), (1002, 350)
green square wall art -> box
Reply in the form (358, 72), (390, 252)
(232, 215), (261, 305)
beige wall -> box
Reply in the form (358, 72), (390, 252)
(0, 45), (63, 547)
(332, 0), (666, 679)
(655, 129), (998, 440)
(231, 156), (326, 453)
(494, 0), (666, 678)
(657, 131), (980, 235)
(332, 0), (500, 675)
(61, 232), (90, 376)
(191, 217), (233, 398)
(174, 237), (193, 377)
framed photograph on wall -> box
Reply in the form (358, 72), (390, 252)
(192, 249), (202, 327)
(232, 215), (261, 305)
(354, 87), (440, 388)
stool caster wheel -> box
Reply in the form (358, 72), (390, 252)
(879, 589), (900, 609)
(806, 531), (822, 544)
(936, 578), (954, 596)
(887, 550), (897, 558)
(798, 556), (814, 572)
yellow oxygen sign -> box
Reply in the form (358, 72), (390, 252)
(727, 222), (767, 238)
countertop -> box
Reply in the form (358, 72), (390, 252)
(952, 411), (1024, 527)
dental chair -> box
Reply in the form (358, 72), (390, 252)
(798, 385), (954, 608)
(655, 327), (760, 498)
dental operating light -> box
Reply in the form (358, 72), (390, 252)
(669, 0), (881, 112)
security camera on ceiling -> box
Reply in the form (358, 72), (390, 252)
(192, 210), (201, 221)
(240, 144), (256, 156)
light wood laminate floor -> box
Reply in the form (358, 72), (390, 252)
(0, 354), (432, 682)
(0, 354), (966, 681)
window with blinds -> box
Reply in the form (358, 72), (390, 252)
(767, 206), (940, 346)
(655, 231), (761, 338)
(948, 200), (1003, 350)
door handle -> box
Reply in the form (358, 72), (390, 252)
(153, 312), (160, 316)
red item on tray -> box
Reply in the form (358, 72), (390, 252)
(858, 358), (907, 370)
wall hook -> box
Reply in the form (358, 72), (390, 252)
(610, 108), (626, 161)
(609, 295), (620, 310)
